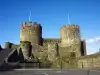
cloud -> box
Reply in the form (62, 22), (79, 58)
(86, 36), (100, 44)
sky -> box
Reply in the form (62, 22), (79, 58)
(0, 0), (100, 55)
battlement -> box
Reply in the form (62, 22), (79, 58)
(21, 21), (41, 30)
(60, 24), (79, 30)
(43, 38), (61, 45)
(60, 24), (80, 37)
(60, 24), (80, 38)
(20, 21), (42, 37)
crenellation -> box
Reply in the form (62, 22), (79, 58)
(43, 39), (61, 46)
(21, 21), (41, 30)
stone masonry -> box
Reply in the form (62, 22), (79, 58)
(2, 21), (100, 69)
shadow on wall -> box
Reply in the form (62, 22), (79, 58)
(0, 45), (2, 51)
(8, 50), (19, 62)
(19, 48), (24, 63)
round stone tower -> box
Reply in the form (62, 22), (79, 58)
(60, 24), (80, 47)
(20, 21), (42, 46)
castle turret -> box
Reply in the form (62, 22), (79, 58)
(59, 24), (81, 57)
(60, 24), (80, 47)
(20, 21), (42, 46)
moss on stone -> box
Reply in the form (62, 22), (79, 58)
(20, 41), (31, 47)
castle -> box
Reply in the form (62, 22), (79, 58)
(0, 21), (100, 69)
(19, 21), (86, 61)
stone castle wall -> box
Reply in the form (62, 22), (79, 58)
(78, 53), (100, 69)
(31, 38), (60, 59)
(48, 43), (58, 61)
(59, 40), (81, 58)
(31, 44), (48, 58)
